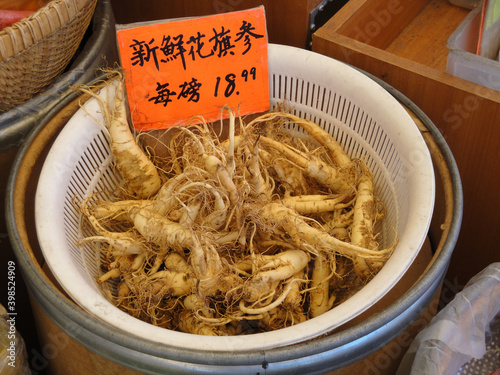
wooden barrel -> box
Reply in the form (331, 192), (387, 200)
(5, 71), (462, 374)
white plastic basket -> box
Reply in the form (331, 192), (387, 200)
(35, 44), (435, 352)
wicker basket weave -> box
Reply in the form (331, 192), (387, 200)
(0, 0), (97, 113)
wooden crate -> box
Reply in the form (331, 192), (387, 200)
(312, 0), (500, 291)
(110, 0), (323, 49)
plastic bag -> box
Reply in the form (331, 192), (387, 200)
(457, 312), (500, 375)
(396, 262), (500, 375)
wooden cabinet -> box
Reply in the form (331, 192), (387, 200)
(312, 0), (500, 290)
(109, 0), (324, 49)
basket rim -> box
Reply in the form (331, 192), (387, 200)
(0, 0), (95, 61)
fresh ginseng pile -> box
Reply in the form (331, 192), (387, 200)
(78, 74), (396, 335)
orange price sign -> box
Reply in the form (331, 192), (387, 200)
(116, 7), (270, 131)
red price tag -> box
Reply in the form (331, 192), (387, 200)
(116, 7), (270, 130)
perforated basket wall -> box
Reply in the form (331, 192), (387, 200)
(0, 0), (97, 113)
(35, 44), (435, 353)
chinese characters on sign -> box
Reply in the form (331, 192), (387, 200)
(116, 7), (269, 130)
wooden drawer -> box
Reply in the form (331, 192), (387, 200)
(312, 0), (500, 290)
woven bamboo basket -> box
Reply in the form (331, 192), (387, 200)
(0, 0), (97, 113)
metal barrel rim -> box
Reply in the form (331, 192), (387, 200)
(5, 70), (463, 374)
